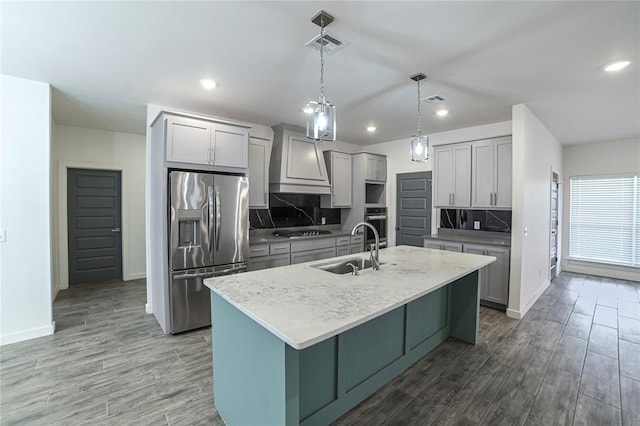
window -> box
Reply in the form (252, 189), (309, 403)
(569, 175), (639, 267)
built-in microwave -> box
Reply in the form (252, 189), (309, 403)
(364, 207), (387, 249)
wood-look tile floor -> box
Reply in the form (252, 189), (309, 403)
(1, 272), (639, 425)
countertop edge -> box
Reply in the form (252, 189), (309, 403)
(207, 254), (495, 350)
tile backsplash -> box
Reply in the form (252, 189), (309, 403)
(250, 194), (341, 229)
(440, 209), (512, 233)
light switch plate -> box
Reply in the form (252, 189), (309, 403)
(0, 229), (6, 243)
(473, 221), (480, 230)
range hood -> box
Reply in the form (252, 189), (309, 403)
(269, 123), (331, 194)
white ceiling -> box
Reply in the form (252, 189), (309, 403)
(1, 1), (638, 145)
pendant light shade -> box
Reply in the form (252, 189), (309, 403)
(306, 11), (336, 142)
(410, 73), (429, 163)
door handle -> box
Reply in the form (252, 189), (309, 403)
(111, 228), (120, 233)
(208, 186), (214, 252)
(215, 188), (221, 251)
(452, 193), (455, 205)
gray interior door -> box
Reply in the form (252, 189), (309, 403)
(396, 171), (432, 247)
(68, 168), (122, 284)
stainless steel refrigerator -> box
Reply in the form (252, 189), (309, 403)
(168, 170), (248, 333)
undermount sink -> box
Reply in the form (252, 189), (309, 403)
(312, 257), (381, 275)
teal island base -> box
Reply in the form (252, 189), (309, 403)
(210, 271), (479, 425)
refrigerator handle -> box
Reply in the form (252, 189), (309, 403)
(215, 188), (221, 251)
(208, 186), (214, 252)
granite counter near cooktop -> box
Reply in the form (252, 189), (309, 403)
(204, 245), (495, 350)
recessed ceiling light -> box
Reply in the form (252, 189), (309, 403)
(436, 110), (448, 117)
(366, 126), (376, 132)
(604, 61), (630, 72)
(200, 78), (218, 90)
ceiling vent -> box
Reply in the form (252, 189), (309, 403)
(423, 94), (446, 103)
(305, 31), (348, 55)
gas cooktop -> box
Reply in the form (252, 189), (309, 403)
(272, 229), (333, 238)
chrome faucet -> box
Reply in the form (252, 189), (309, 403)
(350, 222), (380, 270)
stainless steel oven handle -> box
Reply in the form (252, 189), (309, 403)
(365, 215), (387, 220)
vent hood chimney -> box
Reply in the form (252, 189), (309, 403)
(269, 123), (331, 194)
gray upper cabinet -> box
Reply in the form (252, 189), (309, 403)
(322, 151), (352, 208)
(471, 136), (512, 209)
(249, 136), (272, 209)
(364, 154), (387, 182)
(433, 143), (471, 208)
(165, 114), (249, 170)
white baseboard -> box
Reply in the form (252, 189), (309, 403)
(506, 279), (551, 320)
(145, 303), (153, 314)
(0, 322), (55, 346)
(125, 272), (146, 281)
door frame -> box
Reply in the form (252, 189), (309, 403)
(56, 161), (128, 292)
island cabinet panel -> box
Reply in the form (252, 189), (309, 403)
(342, 308), (405, 392)
(406, 286), (448, 351)
(299, 338), (338, 420)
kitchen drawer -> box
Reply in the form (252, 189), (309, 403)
(249, 244), (269, 258)
(350, 243), (363, 254)
(350, 234), (364, 245)
(290, 238), (336, 253)
(291, 251), (315, 265)
(270, 242), (290, 255)
(336, 236), (351, 246)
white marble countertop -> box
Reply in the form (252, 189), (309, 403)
(204, 245), (495, 350)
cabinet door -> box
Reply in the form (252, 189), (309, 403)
(166, 116), (211, 165)
(291, 251), (315, 265)
(211, 123), (249, 168)
(471, 140), (494, 208)
(337, 246), (350, 257)
(452, 144), (471, 207)
(375, 157), (387, 181)
(314, 247), (337, 261)
(494, 139), (512, 208)
(286, 135), (327, 183)
(463, 243), (488, 300)
(349, 243), (363, 254)
(433, 146), (453, 207)
(249, 138), (269, 208)
(332, 152), (352, 207)
(248, 258), (269, 272)
(364, 156), (377, 180)
(485, 247), (510, 305)
(269, 254), (291, 268)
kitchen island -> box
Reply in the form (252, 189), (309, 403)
(204, 245), (495, 425)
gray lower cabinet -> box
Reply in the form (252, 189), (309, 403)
(248, 242), (291, 271)
(423, 238), (463, 252)
(463, 243), (510, 306)
(337, 246), (350, 257)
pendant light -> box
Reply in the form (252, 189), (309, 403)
(410, 73), (429, 163)
(306, 11), (336, 142)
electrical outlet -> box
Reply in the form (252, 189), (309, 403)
(0, 229), (6, 243)
(321, 217), (326, 225)
(473, 221), (480, 230)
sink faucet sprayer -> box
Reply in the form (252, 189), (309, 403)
(350, 222), (381, 270)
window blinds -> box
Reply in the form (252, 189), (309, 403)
(569, 175), (638, 267)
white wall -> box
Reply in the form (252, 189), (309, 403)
(0, 75), (54, 345)
(51, 125), (146, 295)
(508, 104), (563, 319)
(367, 121), (512, 247)
(561, 137), (640, 281)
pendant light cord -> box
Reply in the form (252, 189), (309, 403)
(319, 16), (325, 103)
(416, 78), (422, 137)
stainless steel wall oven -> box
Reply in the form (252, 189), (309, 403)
(364, 207), (387, 248)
